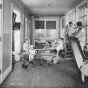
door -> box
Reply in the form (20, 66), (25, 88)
(14, 30), (20, 61)
(12, 4), (21, 61)
(0, 0), (3, 83)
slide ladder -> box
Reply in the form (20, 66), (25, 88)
(70, 37), (84, 69)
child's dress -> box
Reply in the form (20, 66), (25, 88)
(23, 41), (29, 54)
(29, 49), (36, 61)
(56, 40), (64, 52)
(53, 54), (60, 64)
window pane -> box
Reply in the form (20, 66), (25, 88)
(84, 16), (87, 25)
(46, 21), (56, 29)
(34, 29), (45, 37)
(35, 21), (44, 29)
(79, 3), (88, 45)
(79, 17), (82, 22)
(46, 29), (57, 39)
(83, 26), (87, 44)
(87, 26), (88, 45)
(85, 7), (87, 15)
(79, 8), (82, 17)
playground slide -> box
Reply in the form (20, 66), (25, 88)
(70, 38), (84, 69)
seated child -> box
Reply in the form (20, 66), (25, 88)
(51, 49), (60, 64)
(22, 45), (37, 68)
(51, 40), (57, 47)
(21, 40), (29, 60)
(80, 59), (88, 82)
(23, 40), (29, 53)
(56, 38), (64, 56)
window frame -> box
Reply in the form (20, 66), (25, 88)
(34, 19), (58, 42)
(79, 3), (88, 45)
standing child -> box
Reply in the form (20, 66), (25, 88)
(80, 59), (88, 82)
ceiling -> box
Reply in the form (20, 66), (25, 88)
(20, 0), (83, 16)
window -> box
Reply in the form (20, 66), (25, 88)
(68, 9), (75, 24)
(0, 3), (2, 38)
(79, 4), (87, 26)
(79, 3), (88, 45)
(46, 21), (56, 29)
(35, 21), (44, 29)
(34, 20), (57, 41)
(35, 21), (45, 40)
(46, 21), (57, 39)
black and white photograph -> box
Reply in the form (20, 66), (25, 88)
(0, 0), (88, 88)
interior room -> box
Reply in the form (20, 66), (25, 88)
(12, 7), (21, 62)
(0, 0), (88, 88)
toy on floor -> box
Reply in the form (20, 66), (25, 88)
(34, 50), (53, 66)
(41, 56), (54, 66)
(22, 54), (29, 68)
(41, 49), (60, 65)
(33, 50), (43, 66)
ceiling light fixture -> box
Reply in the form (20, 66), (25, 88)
(48, 3), (52, 7)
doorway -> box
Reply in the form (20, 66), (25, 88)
(0, 0), (3, 84)
(11, 4), (21, 62)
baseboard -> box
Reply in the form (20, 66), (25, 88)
(0, 76), (2, 84)
(2, 65), (12, 83)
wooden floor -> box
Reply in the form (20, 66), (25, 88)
(0, 60), (88, 88)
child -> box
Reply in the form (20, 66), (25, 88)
(64, 22), (74, 38)
(28, 45), (37, 62)
(51, 49), (60, 64)
(21, 40), (29, 60)
(23, 40), (29, 53)
(64, 25), (69, 44)
(64, 22), (76, 44)
(80, 59), (88, 82)
(68, 21), (76, 37)
(22, 45), (37, 68)
(56, 38), (64, 56)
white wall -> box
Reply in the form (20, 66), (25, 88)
(2, 0), (29, 83)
